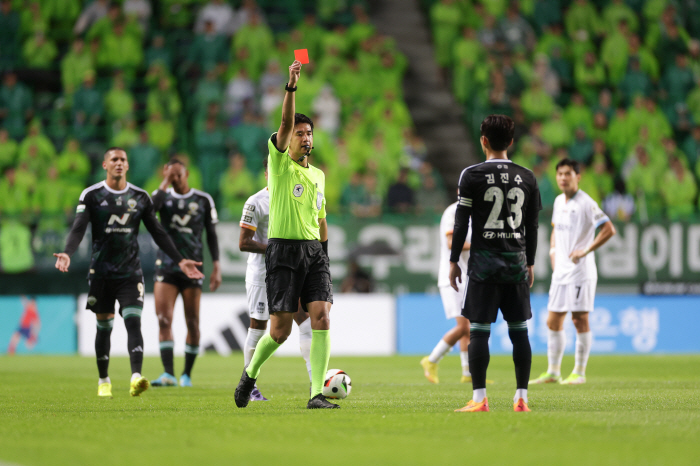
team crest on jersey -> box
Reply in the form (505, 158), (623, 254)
(257, 302), (265, 311)
(188, 202), (198, 214)
(87, 296), (97, 306)
(293, 184), (304, 197)
(127, 198), (137, 211)
(178, 199), (185, 209)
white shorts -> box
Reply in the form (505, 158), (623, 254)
(547, 280), (596, 313)
(246, 283), (269, 321)
(439, 281), (467, 320)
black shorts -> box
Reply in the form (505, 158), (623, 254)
(462, 280), (532, 323)
(265, 239), (333, 313)
(155, 269), (203, 292)
(87, 276), (145, 316)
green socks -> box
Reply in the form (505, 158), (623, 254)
(310, 330), (331, 398)
(245, 334), (280, 379)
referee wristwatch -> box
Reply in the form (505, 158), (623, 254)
(285, 83), (297, 92)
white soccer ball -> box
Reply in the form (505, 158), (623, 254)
(323, 369), (352, 399)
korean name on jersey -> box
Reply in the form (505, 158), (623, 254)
(551, 190), (610, 284)
(240, 188), (269, 287)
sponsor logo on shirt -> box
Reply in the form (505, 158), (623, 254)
(483, 231), (521, 239)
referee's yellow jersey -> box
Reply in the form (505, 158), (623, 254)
(267, 134), (327, 240)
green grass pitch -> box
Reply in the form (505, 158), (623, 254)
(1, 355), (699, 466)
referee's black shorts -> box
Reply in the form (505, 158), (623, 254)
(265, 239), (333, 313)
(462, 280), (532, 323)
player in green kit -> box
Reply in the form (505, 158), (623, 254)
(234, 60), (337, 409)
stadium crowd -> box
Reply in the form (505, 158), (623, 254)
(426, 0), (700, 222)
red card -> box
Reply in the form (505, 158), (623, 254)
(294, 49), (310, 64)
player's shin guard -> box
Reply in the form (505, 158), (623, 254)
(183, 344), (199, 376)
(508, 321), (532, 389)
(310, 330), (331, 398)
(123, 308), (144, 374)
(159, 340), (175, 376)
(468, 323), (491, 390)
(95, 318), (114, 378)
(298, 319), (313, 382)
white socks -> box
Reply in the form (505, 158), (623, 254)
(547, 329), (566, 376)
(514, 389), (528, 403)
(574, 331), (592, 376)
(298, 318), (313, 382)
(99, 377), (111, 385)
(244, 328), (266, 367)
(428, 339), (451, 364)
(473, 388), (486, 403)
(460, 351), (470, 376)
(130, 373), (141, 382)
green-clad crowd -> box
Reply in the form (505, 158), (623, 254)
(428, 0), (700, 221)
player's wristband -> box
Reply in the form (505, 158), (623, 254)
(285, 83), (297, 92)
(321, 240), (328, 257)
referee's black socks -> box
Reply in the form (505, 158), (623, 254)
(468, 323), (491, 390)
(508, 321), (532, 389)
(123, 309), (144, 374)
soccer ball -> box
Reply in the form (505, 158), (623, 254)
(323, 369), (352, 399)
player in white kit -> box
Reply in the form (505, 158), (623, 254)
(531, 159), (616, 385)
(420, 200), (482, 384)
(238, 160), (313, 401)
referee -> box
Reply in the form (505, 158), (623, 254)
(234, 60), (336, 409)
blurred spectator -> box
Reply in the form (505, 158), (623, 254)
(73, 0), (109, 35)
(574, 51), (606, 104)
(22, 32), (57, 69)
(499, 3), (535, 52)
(312, 85), (341, 136)
(520, 79), (556, 121)
(32, 165), (69, 216)
(662, 156), (697, 220)
(231, 12), (274, 82)
(627, 34), (659, 82)
(187, 19), (228, 75)
(602, 0), (639, 32)
(195, 0), (235, 36)
(219, 153), (255, 218)
(104, 72), (135, 122)
(193, 69), (224, 122)
(452, 27), (485, 103)
(123, 0), (152, 32)
(541, 111), (572, 149)
(0, 167), (33, 217)
(477, 15), (504, 53)
(224, 68), (255, 118)
(563, 93), (593, 136)
(145, 34), (173, 71)
(532, 158), (556, 208)
(195, 117), (227, 196)
(593, 89), (615, 122)
(683, 125), (700, 166)
(260, 84), (283, 122)
(340, 260), (375, 293)
(600, 19), (630, 85)
(147, 76), (181, 121)
(72, 72), (103, 141)
(662, 54), (695, 106)
(128, 131), (161, 188)
(430, 0), (462, 71)
(259, 59), (285, 93)
(111, 118), (139, 148)
(0, 128), (17, 171)
(624, 145), (664, 219)
(589, 155), (615, 203)
(96, 21), (144, 76)
(565, 0), (602, 41)
(145, 112), (175, 152)
(387, 167), (415, 214)
(226, 111), (268, 174)
(415, 171), (446, 215)
(0, 219), (34, 273)
(56, 138), (90, 186)
(0, 1), (20, 70)
(568, 127), (593, 164)
(0, 72), (33, 139)
(20, 1), (47, 40)
(532, 0), (562, 33)
(602, 191), (635, 221)
(17, 122), (56, 176)
(532, 54), (560, 99)
(340, 172), (367, 214)
(87, 2), (129, 42)
(619, 57), (653, 106)
(60, 39), (95, 96)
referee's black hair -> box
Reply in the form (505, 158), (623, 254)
(555, 158), (580, 174)
(294, 113), (314, 132)
(480, 114), (514, 151)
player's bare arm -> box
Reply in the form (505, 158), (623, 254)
(318, 218), (328, 242)
(209, 260), (222, 292)
(239, 227), (267, 254)
(158, 163), (176, 192)
(449, 262), (462, 291)
(275, 60), (302, 153)
(570, 221), (616, 264)
(550, 228), (556, 269)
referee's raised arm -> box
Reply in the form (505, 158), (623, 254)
(274, 60), (302, 153)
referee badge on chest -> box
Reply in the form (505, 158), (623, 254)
(293, 184), (304, 197)
(316, 191), (323, 210)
